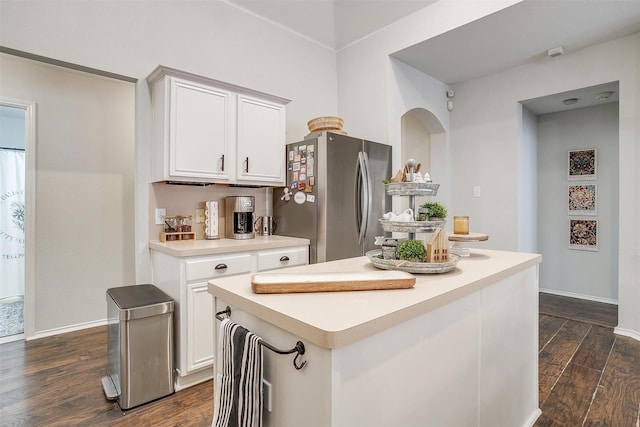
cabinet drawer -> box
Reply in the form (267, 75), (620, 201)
(257, 246), (308, 272)
(186, 253), (253, 281)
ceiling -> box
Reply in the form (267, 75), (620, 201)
(225, 0), (638, 115)
(224, 0), (437, 50)
(522, 81), (619, 115)
(392, 0), (640, 85)
(226, 0), (640, 86)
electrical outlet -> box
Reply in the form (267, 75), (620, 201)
(473, 186), (481, 198)
(263, 379), (272, 412)
(195, 208), (205, 224)
(155, 208), (166, 225)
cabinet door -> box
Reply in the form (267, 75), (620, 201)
(170, 78), (233, 181)
(186, 281), (215, 372)
(183, 253), (254, 374)
(236, 94), (285, 184)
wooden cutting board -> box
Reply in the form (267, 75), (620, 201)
(251, 271), (416, 294)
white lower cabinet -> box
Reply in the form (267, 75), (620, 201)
(185, 282), (219, 372)
(151, 245), (308, 390)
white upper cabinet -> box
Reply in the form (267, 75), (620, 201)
(148, 66), (288, 185)
(237, 95), (286, 183)
(169, 79), (233, 181)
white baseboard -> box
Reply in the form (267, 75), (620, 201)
(539, 288), (618, 305)
(28, 318), (108, 341)
(614, 327), (640, 342)
(524, 408), (542, 427)
(0, 333), (25, 344)
(174, 367), (214, 391)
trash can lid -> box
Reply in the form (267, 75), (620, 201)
(107, 284), (173, 310)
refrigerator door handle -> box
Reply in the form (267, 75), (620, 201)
(362, 151), (372, 243)
(356, 151), (371, 244)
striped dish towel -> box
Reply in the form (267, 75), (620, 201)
(213, 318), (264, 427)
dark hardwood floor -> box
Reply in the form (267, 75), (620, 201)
(0, 293), (637, 426)
(536, 293), (639, 426)
(539, 292), (618, 328)
(0, 326), (213, 426)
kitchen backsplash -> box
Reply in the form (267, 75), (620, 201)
(150, 183), (271, 240)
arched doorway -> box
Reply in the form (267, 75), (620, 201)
(400, 108), (448, 213)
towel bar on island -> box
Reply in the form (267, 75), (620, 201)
(215, 306), (307, 370)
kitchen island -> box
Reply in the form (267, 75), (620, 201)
(208, 248), (542, 427)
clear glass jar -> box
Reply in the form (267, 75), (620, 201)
(178, 215), (192, 232)
(453, 216), (469, 235)
(164, 216), (179, 240)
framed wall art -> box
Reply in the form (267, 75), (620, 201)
(569, 219), (598, 251)
(568, 184), (597, 216)
(568, 149), (597, 180)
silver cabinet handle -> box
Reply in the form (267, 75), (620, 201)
(280, 256), (290, 262)
(215, 263), (228, 271)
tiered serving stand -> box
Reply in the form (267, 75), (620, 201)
(366, 180), (460, 274)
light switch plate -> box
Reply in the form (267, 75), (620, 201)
(473, 186), (481, 198)
(155, 208), (166, 225)
(195, 208), (205, 224)
(263, 379), (272, 412)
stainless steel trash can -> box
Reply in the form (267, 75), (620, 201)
(102, 284), (175, 410)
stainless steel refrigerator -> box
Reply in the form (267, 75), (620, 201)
(273, 132), (391, 264)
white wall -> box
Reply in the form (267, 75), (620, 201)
(402, 112), (432, 170)
(0, 53), (136, 336)
(449, 34), (639, 338)
(389, 60), (450, 181)
(400, 111), (431, 212)
(385, 60), (453, 221)
(0, 1), (337, 334)
(336, 2), (519, 230)
(518, 107), (537, 253)
(336, 0), (521, 146)
(537, 103), (619, 303)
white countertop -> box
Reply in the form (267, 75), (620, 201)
(208, 249), (541, 349)
(149, 235), (310, 257)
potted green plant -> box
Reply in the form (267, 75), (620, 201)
(397, 240), (426, 262)
(420, 202), (447, 221)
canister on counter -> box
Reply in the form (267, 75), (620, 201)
(177, 215), (192, 232)
(177, 215), (193, 239)
(164, 216), (179, 240)
(453, 216), (469, 235)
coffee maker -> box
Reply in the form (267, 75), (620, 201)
(225, 196), (255, 239)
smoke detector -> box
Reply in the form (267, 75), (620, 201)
(595, 91), (614, 101)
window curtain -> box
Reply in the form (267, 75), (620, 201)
(0, 149), (25, 300)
